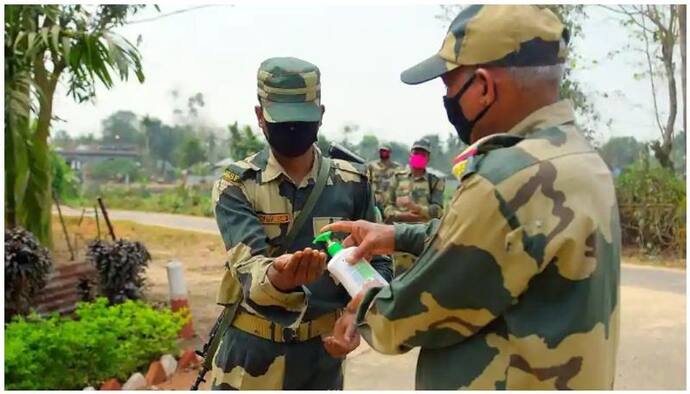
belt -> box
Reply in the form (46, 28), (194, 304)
(231, 308), (339, 343)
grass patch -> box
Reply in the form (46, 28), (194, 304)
(51, 215), (225, 268)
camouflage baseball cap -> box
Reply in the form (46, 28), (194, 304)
(401, 5), (569, 85)
(379, 144), (392, 151)
(412, 138), (431, 153)
(257, 57), (321, 123)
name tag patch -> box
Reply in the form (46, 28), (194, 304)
(258, 213), (291, 224)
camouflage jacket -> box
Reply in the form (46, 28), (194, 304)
(212, 146), (393, 329)
(355, 100), (621, 389)
(366, 159), (401, 208)
(383, 168), (445, 223)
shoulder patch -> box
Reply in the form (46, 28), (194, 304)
(452, 133), (524, 181)
(332, 159), (367, 177)
(223, 162), (258, 183)
(222, 169), (241, 183)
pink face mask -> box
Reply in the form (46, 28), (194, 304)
(409, 153), (429, 170)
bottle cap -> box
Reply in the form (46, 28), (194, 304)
(313, 231), (343, 256)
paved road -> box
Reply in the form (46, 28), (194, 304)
(59, 207), (686, 390)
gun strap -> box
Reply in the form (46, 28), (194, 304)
(275, 157), (331, 256)
(202, 156), (332, 372)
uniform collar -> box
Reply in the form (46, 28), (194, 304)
(262, 145), (321, 187)
(406, 166), (427, 180)
(379, 159), (395, 168)
(507, 99), (576, 137)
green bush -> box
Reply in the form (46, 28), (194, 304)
(88, 158), (143, 182)
(616, 161), (686, 255)
(5, 226), (53, 321)
(86, 239), (151, 304)
(50, 149), (81, 203)
(5, 298), (187, 390)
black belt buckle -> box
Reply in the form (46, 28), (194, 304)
(282, 327), (297, 343)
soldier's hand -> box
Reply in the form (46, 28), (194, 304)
(320, 220), (395, 264)
(396, 211), (424, 222)
(323, 310), (360, 358)
(407, 201), (422, 214)
(268, 248), (327, 292)
(396, 196), (411, 208)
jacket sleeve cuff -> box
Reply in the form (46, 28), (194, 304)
(394, 223), (428, 256)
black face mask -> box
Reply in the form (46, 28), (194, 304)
(265, 121), (319, 157)
(443, 73), (493, 145)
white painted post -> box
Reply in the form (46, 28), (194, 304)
(166, 260), (194, 338)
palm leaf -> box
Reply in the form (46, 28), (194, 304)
(50, 25), (60, 53)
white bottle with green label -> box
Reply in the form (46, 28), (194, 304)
(314, 231), (389, 297)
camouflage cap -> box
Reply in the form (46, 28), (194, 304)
(412, 138), (431, 153)
(379, 144), (392, 151)
(258, 57), (321, 123)
(401, 5), (569, 85)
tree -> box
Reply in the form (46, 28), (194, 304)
(680, 5), (686, 136)
(671, 131), (686, 176)
(316, 133), (332, 156)
(357, 134), (380, 161)
(170, 90), (205, 124)
(175, 135), (206, 168)
(602, 5), (683, 171)
(338, 123), (359, 152)
(436, 5), (603, 141)
(597, 136), (645, 171)
(101, 110), (144, 146)
(50, 129), (73, 148)
(75, 133), (97, 146)
(228, 122), (265, 160)
(5, 5), (146, 245)
(50, 148), (80, 202)
(207, 132), (217, 162)
(142, 116), (177, 164)
(388, 141), (411, 165)
(89, 158), (141, 182)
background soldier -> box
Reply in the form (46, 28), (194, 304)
(322, 5), (620, 390)
(210, 57), (392, 390)
(383, 138), (445, 276)
(383, 138), (445, 225)
(366, 144), (401, 214)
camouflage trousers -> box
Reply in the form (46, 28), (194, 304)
(211, 326), (343, 390)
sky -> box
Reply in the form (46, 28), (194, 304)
(51, 4), (684, 148)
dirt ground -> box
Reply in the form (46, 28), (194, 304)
(51, 215), (686, 390)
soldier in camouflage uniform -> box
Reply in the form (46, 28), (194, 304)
(383, 138), (445, 276)
(366, 144), (401, 212)
(383, 138), (445, 224)
(322, 5), (620, 390)
(210, 57), (392, 390)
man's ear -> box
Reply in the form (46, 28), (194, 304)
(475, 68), (496, 106)
(254, 105), (266, 130)
(319, 104), (326, 126)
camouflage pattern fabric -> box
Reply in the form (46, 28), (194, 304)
(391, 252), (415, 278)
(355, 100), (621, 389)
(401, 5), (569, 85)
(366, 159), (402, 210)
(211, 145), (393, 389)
(383, 167), (445, 223)
(211, 327), (342, 390)
(258, 57), (322, 123)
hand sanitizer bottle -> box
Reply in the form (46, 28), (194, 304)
(313, 231), (389, 297)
